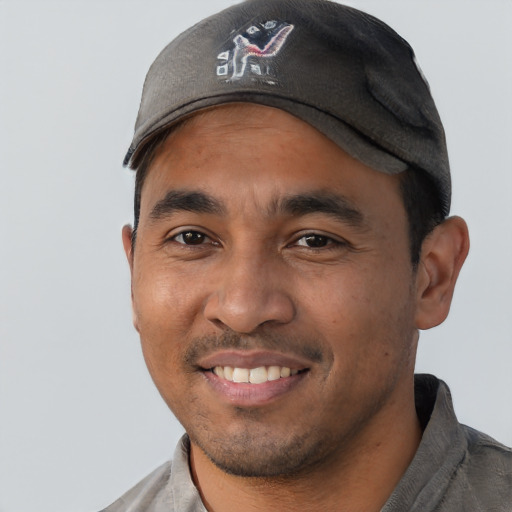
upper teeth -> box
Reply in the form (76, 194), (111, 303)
(213, 366), (299, 384)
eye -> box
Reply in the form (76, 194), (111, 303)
(295, 234), (336, 248)
(173, 230), (212, 246)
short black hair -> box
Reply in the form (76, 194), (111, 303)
(129, 129), (445, 266)
(399, 167), (445, 267)
(130, 128), (175, 247)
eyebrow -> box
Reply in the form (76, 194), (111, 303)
(274, 192), (366, 227)
(149, 189), (365, 228)
(149, 190), (226, 220)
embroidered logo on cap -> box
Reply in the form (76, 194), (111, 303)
(217, 20), (294, 84)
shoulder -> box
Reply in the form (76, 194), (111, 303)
(100, 435), (206, 512)
(405, 376), (512, 511)
(460, 426), (512, 498)
(437, 425), (512, 511)
(100, 461), (173, 512)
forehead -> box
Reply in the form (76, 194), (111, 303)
(139, 104), (404, 216)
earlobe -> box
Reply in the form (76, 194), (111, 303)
(414, 216), (470, 330)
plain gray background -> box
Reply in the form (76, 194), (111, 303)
(1, 1), (511, 511)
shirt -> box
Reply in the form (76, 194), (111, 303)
(102, 374), (512, 511)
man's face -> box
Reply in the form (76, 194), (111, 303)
(125, 104), (420, 478)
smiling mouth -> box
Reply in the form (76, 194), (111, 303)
(209, 365), (308, 384)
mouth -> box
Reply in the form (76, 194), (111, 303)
(197, 351), (312, 406)
(208, 365), (306, 384)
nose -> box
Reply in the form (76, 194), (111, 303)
(204, 252), (295, 334)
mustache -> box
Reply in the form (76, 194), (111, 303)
(184, 329), (324, 367)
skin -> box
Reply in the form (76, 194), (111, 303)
(123, 104), (469, 511)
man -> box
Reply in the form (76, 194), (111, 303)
(104, 0), (512, 510)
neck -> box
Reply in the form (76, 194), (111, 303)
(189, 380), (422, 512)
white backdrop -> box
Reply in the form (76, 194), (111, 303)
(1, 1), (511, 511)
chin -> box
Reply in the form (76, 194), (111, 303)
(190, 427), (334, 479)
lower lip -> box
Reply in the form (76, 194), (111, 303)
(202, 370), (307, 407)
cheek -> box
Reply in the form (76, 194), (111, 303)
(298, 259), (415, 363)
(131, 262), (201, 382)
(133, 277), (200, 414)
(133, 256), (202, 328)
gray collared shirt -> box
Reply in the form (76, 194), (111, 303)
(102, 375), (512, 511)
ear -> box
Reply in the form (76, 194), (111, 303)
(122, 224), (134, 273)
(414, 216), (470, 330)
(121, 224), (139, 332)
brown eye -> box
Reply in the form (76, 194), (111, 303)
(296, 234), (331, 248)
(174, 231), (207, 245)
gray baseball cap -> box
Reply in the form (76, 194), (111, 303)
(124, 0), (451, 215)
